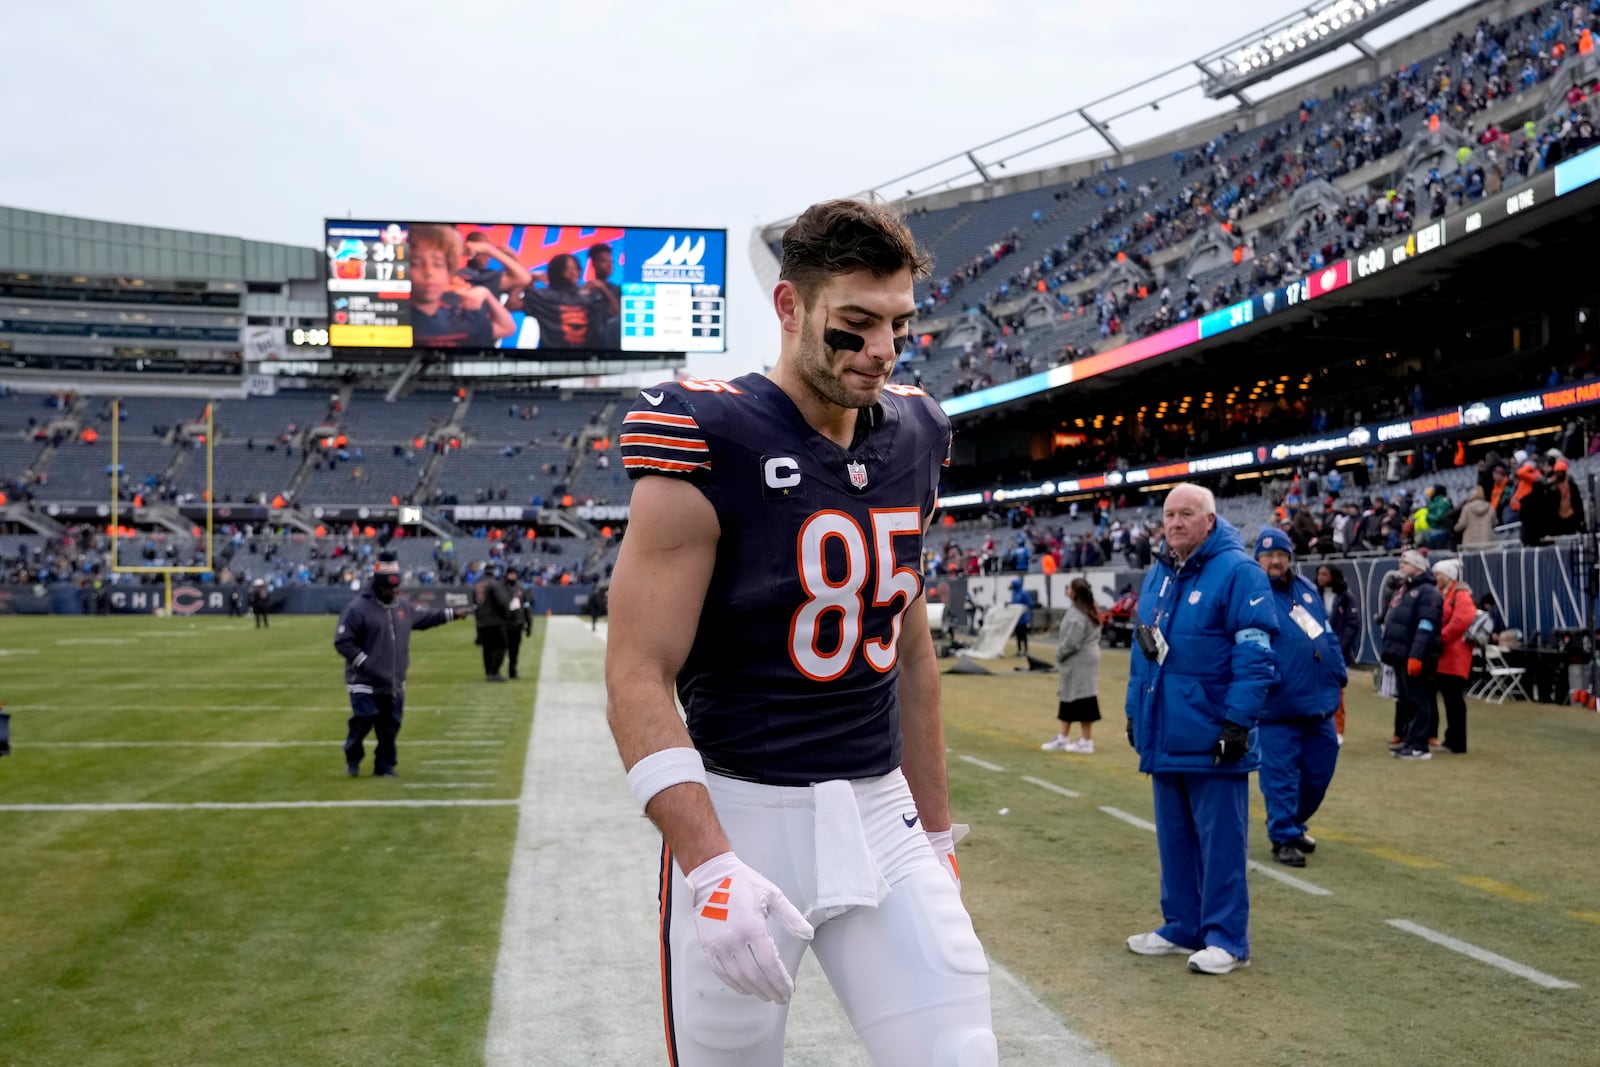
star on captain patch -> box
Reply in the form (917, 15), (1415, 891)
(847, 461), (868, 489)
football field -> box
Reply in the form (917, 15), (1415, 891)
(2, 613), (1598, 1065)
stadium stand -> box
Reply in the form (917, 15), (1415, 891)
(862, 2), (1600, 402)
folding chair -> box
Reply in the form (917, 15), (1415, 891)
(1479, 646), (1530, 704)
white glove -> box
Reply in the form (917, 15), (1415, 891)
(926, 823), (970, 890)
(685, 852), (814, 1003)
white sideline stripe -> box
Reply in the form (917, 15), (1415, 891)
(1021, 775), (1082, 799)
(486, 618), (1108, 1066)
(0, 799), (518, 812)
(1099, 806), (1158, 832)
(1247, 859), (1333, 896)
(5, 706), (502, 714)
(402, 783), (494, 790)
(959, 754), (1005, 772)
(1386, 919), (1579, 989)
(419, 759), (498, 766)
(26, 740), (501, 749)
(417, 769), (495, 776)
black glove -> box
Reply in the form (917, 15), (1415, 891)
(1126, 718), (1135, 749)
(1214, 721), (1251, 764)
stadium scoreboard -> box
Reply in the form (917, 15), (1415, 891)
(324, 220), (726, 355)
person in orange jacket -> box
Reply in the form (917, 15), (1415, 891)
(1432, 559), (1476, 754)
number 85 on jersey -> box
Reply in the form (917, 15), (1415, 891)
(789, 507), (922, 682)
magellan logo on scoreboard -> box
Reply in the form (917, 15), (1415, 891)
(641, 235), (707, 283)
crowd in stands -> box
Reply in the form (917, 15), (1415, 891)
(899, 3), (1600, 400)
(0, 520), (601, 591)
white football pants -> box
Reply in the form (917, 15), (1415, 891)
(658, 769), (997, 1066)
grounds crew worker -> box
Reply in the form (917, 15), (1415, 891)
(475, 566), (513, 682)
(334, 552), (468, 777)
(1125, 483), (1277, 976)
(1253, 528), (1345, 869)
(503, 567), (532, 680)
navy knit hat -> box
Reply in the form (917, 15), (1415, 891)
(1255, 527), (1294, 558)
(374, 551), (401, 588)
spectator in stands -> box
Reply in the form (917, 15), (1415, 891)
(1533, 457), (1586, 538)
(1316, 563), (1359, 744)
(1455, 485), (1498, 548)
(334, 552), (469, 777)
(1431, 559), (1475, 755)
(1253, 529), (1344, 869)
(1008, 578), (1033, 658)
(1124, 484), (1275, 976)
(1381, 549), (1443, 761)
(1042, 578), (1102, 754)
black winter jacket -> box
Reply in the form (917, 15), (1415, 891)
(334, 587), (452, 695)
(1379, 571), (1443, 668)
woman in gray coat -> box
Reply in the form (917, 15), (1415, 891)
(1043, 578), (1104, 753)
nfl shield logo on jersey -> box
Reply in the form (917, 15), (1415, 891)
(847, 461), (869, 489)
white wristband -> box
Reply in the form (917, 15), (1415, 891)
(627, 747), (708, 810)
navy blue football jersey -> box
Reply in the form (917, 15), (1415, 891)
(621, 373), (951, 786)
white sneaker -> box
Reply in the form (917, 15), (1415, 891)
(1187, 946), (1250, 975)
(1067, 739), (1095, 754)
(1041, 736), (1069, 751)
(1126, 931), (1196, 956)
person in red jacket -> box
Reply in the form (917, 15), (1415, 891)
(1431, 559), (1475, 754)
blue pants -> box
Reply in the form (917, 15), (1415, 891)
(1257, 716), (1339, 845)
(345, 691), (404, 774)
(1152, 772), (1250, 959)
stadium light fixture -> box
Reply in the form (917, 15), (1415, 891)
(1198, 0), (1429, 100)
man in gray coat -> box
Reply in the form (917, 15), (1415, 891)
(1043, 578), (1104, 753)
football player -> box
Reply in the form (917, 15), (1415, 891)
(607, 199), (996, 1066)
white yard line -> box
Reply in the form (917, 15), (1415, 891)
(1098, 806), (1158, 832)
(1021, 775), (1082, 799)
(1247, 859), (1333, 896)
(959, 754), (1006, 772)
(484, 618), (1106, 1066)
(1386, 919), (1579, 989)
(25, 740), (501, 748)
(402, 783), (495, 790)
(420, 759), (498, 766)
(0, 799), (517, 812)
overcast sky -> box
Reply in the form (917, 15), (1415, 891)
(0, 0), (1471, 378)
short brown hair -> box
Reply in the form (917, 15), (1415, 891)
(779, 199), (931, 306)
(409, 224), (463, 266)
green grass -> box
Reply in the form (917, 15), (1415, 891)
(6, 617), (1600, 1066)
(942, 649), (1600, 1067)
(0, 615), (540, 1067)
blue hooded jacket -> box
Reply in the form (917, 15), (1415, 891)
(1008, 579), (1033, 625)
(1125, 516), (1278, 775)
(1261, 572), (1348, 720)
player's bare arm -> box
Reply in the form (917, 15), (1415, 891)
(895, 593), (952, 834)
(604, 474), (731, 871)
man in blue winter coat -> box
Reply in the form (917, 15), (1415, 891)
(1253, 528), (1345, 869)
(1125, 484), (1277, 975)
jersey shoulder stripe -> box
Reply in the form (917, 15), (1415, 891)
(621, 387), (715, 481)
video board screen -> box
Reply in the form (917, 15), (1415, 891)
(324, 221), (726, 354)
